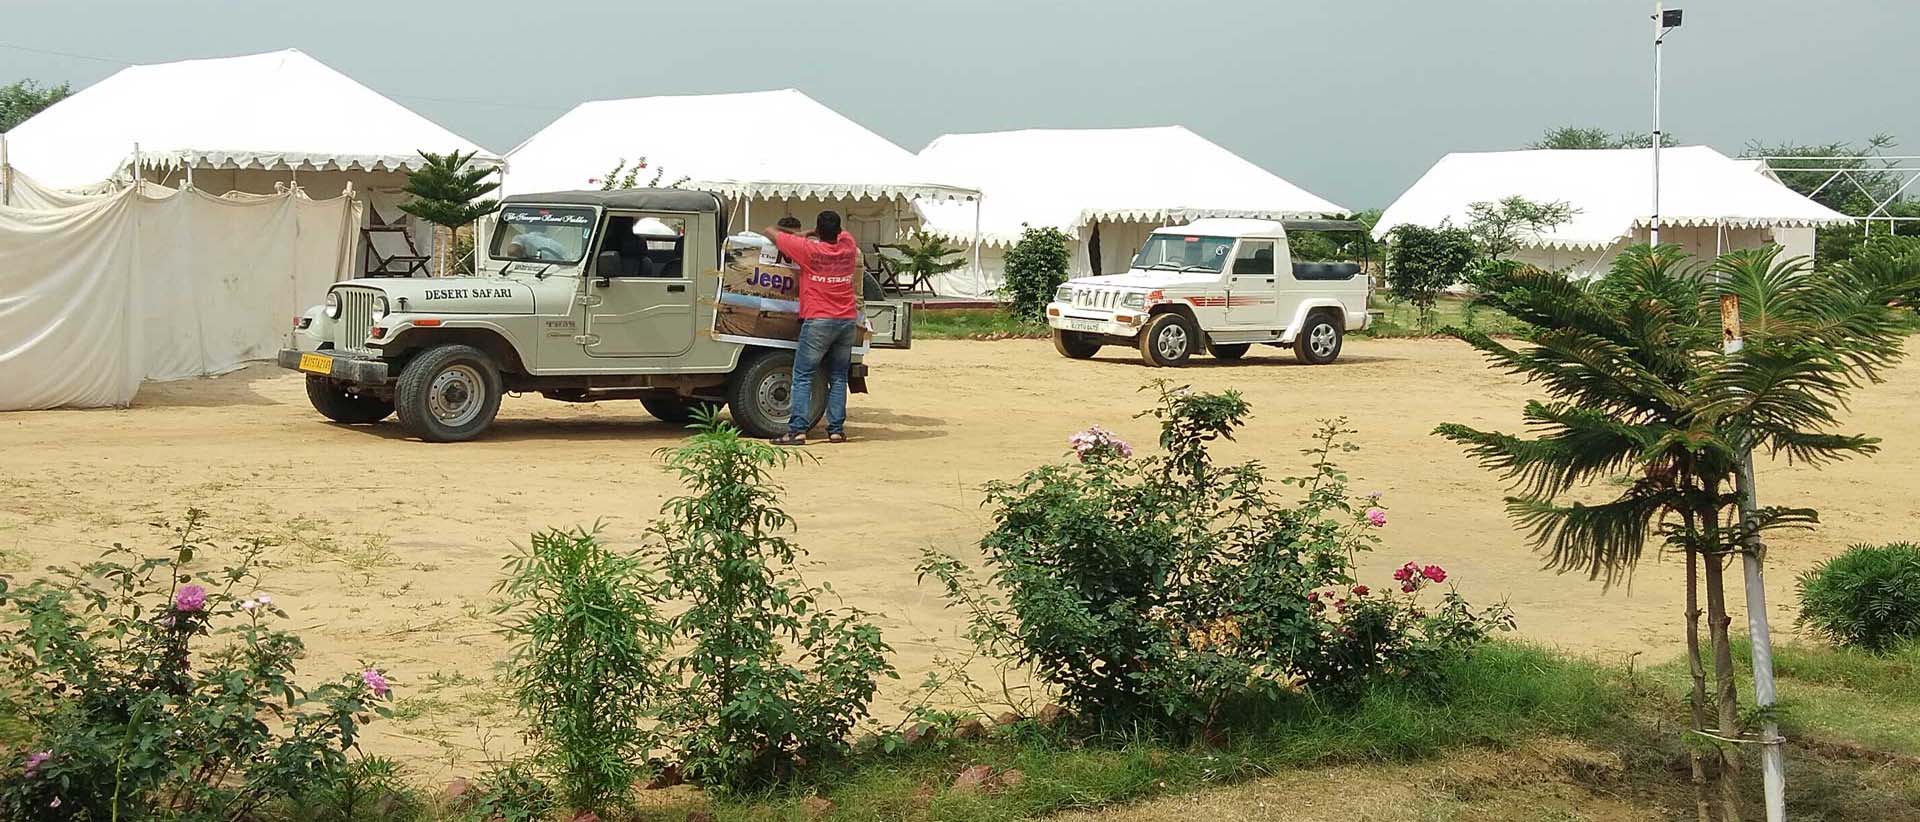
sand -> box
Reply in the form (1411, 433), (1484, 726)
(2, 337), (1914, 773)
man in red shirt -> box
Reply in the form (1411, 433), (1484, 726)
(766, 210), (859, 444)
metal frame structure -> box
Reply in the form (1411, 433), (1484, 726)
(1755, 155), (1920, 233)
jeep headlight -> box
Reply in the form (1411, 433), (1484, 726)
(372, 295), (391, 320)
(323, 290), (341, 319)
(1054, 285), (1072, 303)
(1121, 292), (1146, 309)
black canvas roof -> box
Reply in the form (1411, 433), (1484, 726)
(503, 189), (725, 213)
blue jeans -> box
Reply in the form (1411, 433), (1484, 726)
(790, 318), (857, 435)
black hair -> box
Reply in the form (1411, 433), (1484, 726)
(815, 210), (842, 243)
(776, 216), (803, 230)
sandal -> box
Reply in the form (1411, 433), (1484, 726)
(827, 432), (848, 444)
(771, 433), (807, 446)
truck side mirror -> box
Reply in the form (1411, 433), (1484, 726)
(594, 250), (621, 286)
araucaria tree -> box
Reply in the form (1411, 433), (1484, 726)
(400, 149), (501, 275)
(1437, 245), (1915, 821)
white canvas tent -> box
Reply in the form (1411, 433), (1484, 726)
(1372, 146), (1852, 278)
(915, 127), (1348, 298)
(0, 49), (500, 272)
(0, 172), (358, 410)
(499, 89), (977, 263)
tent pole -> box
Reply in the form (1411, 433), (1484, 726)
(1, 131), (10, 206)
(133, 142), (142, 186)
(973, 194), (983, 299)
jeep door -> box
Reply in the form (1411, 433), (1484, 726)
(1225, 239), (1281, 329)
(581, 211), (703, 358)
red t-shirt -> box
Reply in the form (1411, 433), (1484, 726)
(773, 230), (860, 320)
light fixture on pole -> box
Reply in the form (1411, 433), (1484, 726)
(1651, 4), (1681, 246)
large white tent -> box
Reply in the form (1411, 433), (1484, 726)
(1372, 146), (1852, 278)
(915, 126), (1348, 298)
(0, 48), (499, 272)
(500, 89), (977, 257)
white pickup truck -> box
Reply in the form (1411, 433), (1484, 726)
(1044, 218), (1371, 366)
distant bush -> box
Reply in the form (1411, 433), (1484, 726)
(0, 510), (393, 822)
(1798, 543), (1920, 652)
(1384, 223), (1476, 332)
(1000, 225), (1072, 320)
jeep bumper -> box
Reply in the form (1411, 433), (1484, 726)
(277, 348), (391, 384)
(1046, 306), (1142, 339)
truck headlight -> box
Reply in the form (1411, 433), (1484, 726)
(323, 290), (341, 319)
(1121, 292), (1146, 309)
(372, 295), (390, 320)
(1054, 285), (1072, 303)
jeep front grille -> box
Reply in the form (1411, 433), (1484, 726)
(1071, 288), (1123, 310)
(331, 287), (379, 355)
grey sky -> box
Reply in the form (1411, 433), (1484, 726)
(3, 0), (1914, 208)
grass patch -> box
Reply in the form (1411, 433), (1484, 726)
(915, 308), (1049, 340)
(1356, 295), (1532, 339)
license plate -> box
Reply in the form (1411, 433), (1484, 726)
(1066, 319), (1103, 333)
(297, 353), (334, 375)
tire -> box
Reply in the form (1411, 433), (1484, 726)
(726, 349), (826, 439)
(641, 394), (710, 424)
(393, 345), (503, 442)
(1294, 313), (1344, 365)
(1137, 312), (1199, 367)
(1207, 343), (1251, 361)
(1053, 329), (1102, 359)
(305, 375), (393, 424)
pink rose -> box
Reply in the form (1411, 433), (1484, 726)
(1422, 565), (1447, 583)
(361, 668), (390, 698)
(1401, 581), (1417, 594)
(23, 751), (50, 778)
(1365, 508), (1387, 527)
(173, 585), (207, 613)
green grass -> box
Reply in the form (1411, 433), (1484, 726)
(915, 308), (1050, 340)
(1356, 295), (1533, 339)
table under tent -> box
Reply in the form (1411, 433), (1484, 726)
(497, 89), (979, 292)
(914, 126), (1349, 299)
(1371, 146), (1853, 278)
(0, 48), (502, 278)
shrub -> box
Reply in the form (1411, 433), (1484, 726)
(1000, 225), (1072, 320)
(925, 383), (1509, 734)
(648, 412), (895, 789)
(0, 510), (392, 821)
(465, 760), (556, 822)
(1297, 561), (1514, 696)
(494, 526), (670, 813)
(1798, 543), (1920, 651)
(1384, 223), (1477, 332)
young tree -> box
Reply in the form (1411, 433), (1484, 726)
(1384, 223), (1476, 332)
(1000, 225), (1072, 320)
(0, 79), (70, 132)
(399, 149), (501, 276)
(889, 229), (968, 291)
(1465, 196), (1576, 266)
(1436, 245), (1916, 821)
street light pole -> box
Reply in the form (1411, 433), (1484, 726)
(1652, 2), (1674, 246)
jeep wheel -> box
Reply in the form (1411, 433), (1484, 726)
(641, 394), (712, 425)
(1053, 330), (1102, 359)
(1138, 312), (1198, 367)
(394, 345), (503, 442)
(726, 350), (826, 439)
(1207, 343), (1251, 361)
(1294, 313), (1344, 365)
(305, 376), (393, 424)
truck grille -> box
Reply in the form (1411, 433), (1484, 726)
(1071, 287), (1123, 310)
(331, 287), (379, 355)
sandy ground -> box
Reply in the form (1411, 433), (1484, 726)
(2, 337), (1915, 774)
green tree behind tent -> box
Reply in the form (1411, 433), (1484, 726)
(0, 79), (70, 132)
(400, 149), (501, 276)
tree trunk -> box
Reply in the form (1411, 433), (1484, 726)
(433, 223), (453, 277)
(1703, 546), (1745, 822)
(1685, 542), (1713, 822)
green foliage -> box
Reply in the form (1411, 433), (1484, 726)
(890, 230), (968, 285)
(647, 411), (895, 790)
(0, 510), (393, 821)
(0, 79), (70, 132)
(1797, 543), (1920, 652)
(493, 527), (669, 812)
(1385, 223), (1477, 331)
(1530, 125), (1678, 150)
(1746, 136), (1920, 268)
(999, 225), (1073, 320)
(598, 156), (689, 190)
(463, 760), (555, 822)
(913, 308), (1049, 340)
(398, 149), (501, 231)
(1464, 195), (1576, 264)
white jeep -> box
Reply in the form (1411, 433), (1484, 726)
(1044, 218), (1371, 366)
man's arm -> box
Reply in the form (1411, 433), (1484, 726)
(766, 226), (807, 263)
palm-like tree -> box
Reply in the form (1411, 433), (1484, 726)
(1436, 244), (1915, 822)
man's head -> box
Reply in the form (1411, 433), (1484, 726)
(776, 216), (803, 233)
(815, 210), (842, 243)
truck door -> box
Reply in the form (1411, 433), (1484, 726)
(582, 212), (702, 358)
(1225, 239), (1279, 328)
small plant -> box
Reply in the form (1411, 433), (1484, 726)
(1798, 543), (1920, 652)
(1384, 223), (1476, 332)
(0, 510), (393, 821)
(464, 760), (555, 822)
(1000, 225), (1073, 320)
(890, 230), (968, 289)
(648, 411), (895, 789)
(597, 156), (690, 190)
(494, 526), (670, 813)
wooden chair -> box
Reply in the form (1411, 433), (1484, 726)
(362, 208), (431, 277)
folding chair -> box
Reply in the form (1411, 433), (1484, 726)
(362, 209), (431, 277)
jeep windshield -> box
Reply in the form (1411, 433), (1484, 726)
(491, 206), (596, 263)
(1133, 234), (1234, 273)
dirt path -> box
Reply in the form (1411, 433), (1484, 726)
(2, 337), (1914, 773)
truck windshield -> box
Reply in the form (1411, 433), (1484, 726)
(1133, 234), (1234, 273)
(491, 206), (596, 263)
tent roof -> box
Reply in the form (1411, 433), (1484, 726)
(501, 89), (977, 203)
(1372, 146), (1852, 251)
(914, 126), (1348, 247)
(2, 49), (498, 189)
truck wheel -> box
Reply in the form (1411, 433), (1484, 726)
(1053, 330), (1102, 359)
(1294, 313), (1344, 365)
(394, 345), (503, 442)
(305, 376), (393, 424)
(726, 350), (826, 439)
(1207, 343), (1251, 361)
(641, 395), (712, 425)
(1138, 312), (1198, 367)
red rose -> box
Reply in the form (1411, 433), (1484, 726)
(1422, 565), (1448, 583)
(1352, 585), (1370, 596)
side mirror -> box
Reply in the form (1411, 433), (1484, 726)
(594, 250), (621, 286)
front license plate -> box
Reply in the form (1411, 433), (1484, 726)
(1067, 319), (1103, 333)
(297, 353), (334, 375)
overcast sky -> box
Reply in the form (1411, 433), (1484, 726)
(3, 0), (1914, 207)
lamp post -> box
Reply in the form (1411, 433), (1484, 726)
(1651, 3), (1681, 246)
